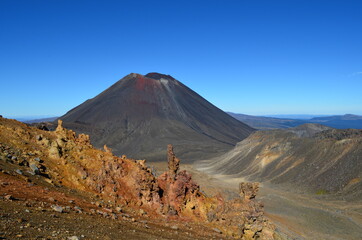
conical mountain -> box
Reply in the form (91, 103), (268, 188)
(60, 72), (254, 162)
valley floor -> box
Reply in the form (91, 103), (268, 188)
(258, 183), (362, 240)
(169, 163), (362, 240)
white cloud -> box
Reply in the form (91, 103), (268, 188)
(349, 72), (362, 77)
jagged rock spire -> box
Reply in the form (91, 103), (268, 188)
(167, 144), (180, 180)
(239, 182), (259, 200)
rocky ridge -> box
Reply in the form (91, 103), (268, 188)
(197, 124), (362, 200)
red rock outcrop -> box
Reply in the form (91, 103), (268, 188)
(157, 144), (217, 219)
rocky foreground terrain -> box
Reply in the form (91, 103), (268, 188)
(0, 116), (276, 239)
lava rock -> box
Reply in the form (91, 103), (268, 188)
(51, 205), (64, 213)
(68, 236), (79, 240)
(29, 163), (40, 175)
(4, 195), (15, 200)
(171, 225), (179, 230)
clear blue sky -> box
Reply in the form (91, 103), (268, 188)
(1, 0), (361, 118)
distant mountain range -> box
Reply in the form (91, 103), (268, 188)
(24, 117), (58, 124)
(27, 113), (362, 130)
(228, 113), (362, 130)
(263, 114), (329, 119)
(26, 113), (362, 130)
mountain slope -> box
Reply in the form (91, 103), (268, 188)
(60, 73), (254, 162)
(196, 124), (362, 200)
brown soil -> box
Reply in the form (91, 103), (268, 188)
(0, 172), (231, 240)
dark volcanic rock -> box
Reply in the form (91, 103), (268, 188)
(59, 72), (254, 162)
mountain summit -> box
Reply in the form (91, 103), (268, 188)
(60, 72), (254, 161)
(144, 72), (176, 80)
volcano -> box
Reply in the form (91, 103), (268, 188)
(60, 72), (254, 162)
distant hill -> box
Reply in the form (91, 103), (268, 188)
(229, 113), (362, 130)
(309, 114), (362, 129)
(4, 116), (58, 123)
(264, 114), (328, 119)
(58, 73), (254, 162)
(227, 113), (304, 129)
(24, 117), (58, 124)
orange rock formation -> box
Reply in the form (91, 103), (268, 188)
(0, 117), (275, 239)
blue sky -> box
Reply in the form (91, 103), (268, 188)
(1, 0), (361, 118)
